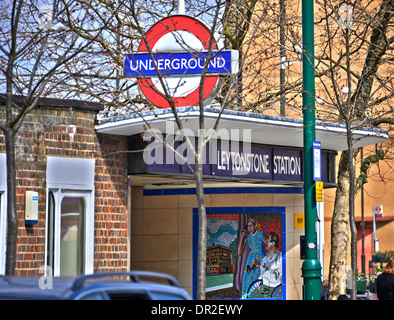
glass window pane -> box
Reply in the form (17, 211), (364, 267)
(46, 192), (55, 274)
(150, 291), (185, 300)
(107, 291), (151, 300)
(60, 197), (85, 277)
(79, 292), (106, 300)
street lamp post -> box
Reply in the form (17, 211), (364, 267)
(301, 0), (322, 300)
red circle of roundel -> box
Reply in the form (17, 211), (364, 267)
(137, 15), (218, 108)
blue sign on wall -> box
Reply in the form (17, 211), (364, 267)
(211, 141), (273, 180)
(313, 141), (321, 181)
(129, 134), (336, 184)
(124, 50), (238, 78)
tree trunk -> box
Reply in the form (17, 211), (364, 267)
(4, 127), (17, 276)
(195, 162), (207, 300)
(347, 131), (358, 300)
(328, 151), (350, 300)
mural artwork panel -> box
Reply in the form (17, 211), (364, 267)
(206, 212), (283, 299)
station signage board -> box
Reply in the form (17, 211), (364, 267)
(128, 134), (337, 185)
(373, 205), (383, 218)
(124, 15), (239, 108)
(125, 50), (237, 77)
(313, 141), (321, 181)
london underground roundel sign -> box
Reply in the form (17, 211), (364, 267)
(124, 15), (238, 108)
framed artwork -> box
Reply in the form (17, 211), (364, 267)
(193, 207), (286, 300)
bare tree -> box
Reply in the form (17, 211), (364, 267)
(312, 0), (394, 299)
(117, 0), (260, 300)
(60, 0), (270, 299)
(219, 0), (394, 300)
(0, 0), (108, 275)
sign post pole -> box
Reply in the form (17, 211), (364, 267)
(301, 0), (322, 300)
(372, 205), (382, 253)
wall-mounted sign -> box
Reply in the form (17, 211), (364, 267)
(313, 141), (321, 181)
(127, 134), (336, 185)
(125, 50), (238, 77)
(294, 213), (305, 229)
(315, 181), (323, 202)
(124, 15), (239, 108)
(211, 141), (273, 180)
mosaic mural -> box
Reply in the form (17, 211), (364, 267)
(206, 212), (283, 299)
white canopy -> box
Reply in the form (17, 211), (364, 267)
(96, 107), (388, 151)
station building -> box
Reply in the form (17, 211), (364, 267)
(0, 98), (129, 277)
(95, 106), (387, 299)
(0, 98), (388, 299)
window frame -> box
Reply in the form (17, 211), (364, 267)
(0, 153), (6, 275)
(0, 191), (6, 275)
(46, 188), (94, 277)
(45, 157), (95, 277)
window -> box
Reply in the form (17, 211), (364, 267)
(150, 291), (186, 300)
(46, 190), (92, 277)
(79, 292), (106, 300)
(60, 197), (85, 276)
(107, 291), (151, 300)
(46, 157), (95, 277)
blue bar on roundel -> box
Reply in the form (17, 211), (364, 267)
(124, 50), (238, 77)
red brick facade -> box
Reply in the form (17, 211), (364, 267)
(0, 100), (129, 275)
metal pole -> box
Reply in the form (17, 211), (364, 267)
(301, 0), (322, 300)
(361, 147), (365, 275)
(280, 0), (286, 117)
(372, 208), (378, 253)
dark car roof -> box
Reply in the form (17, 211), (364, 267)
(0, 276), (73, 299)
(0, 271), (191, 300)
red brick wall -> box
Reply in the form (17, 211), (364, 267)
(94, 134), (129, 272)
(0, 105), (129, 275)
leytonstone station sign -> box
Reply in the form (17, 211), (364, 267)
(127, 134), (337, 186)
(124, 15), (239, 108)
